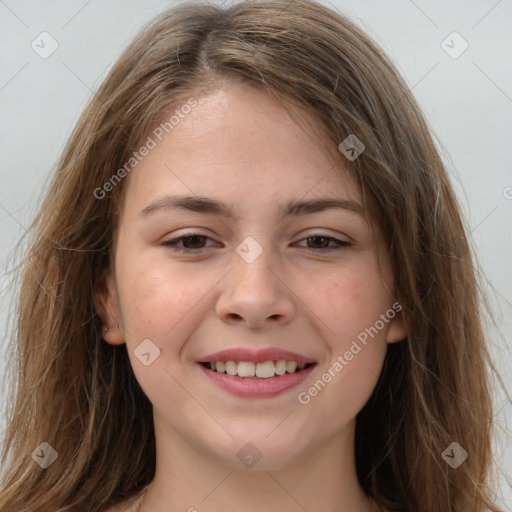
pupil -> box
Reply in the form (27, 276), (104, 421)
(310, 236), (327, 248)
(185, 235), (204, 248)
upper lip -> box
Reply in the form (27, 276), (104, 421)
(199, 348), (316, 364)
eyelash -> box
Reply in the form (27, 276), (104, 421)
(162, 233), (352, 254)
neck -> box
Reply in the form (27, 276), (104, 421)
(141, 415), (378, 512)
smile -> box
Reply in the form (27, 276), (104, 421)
(197, 358), (317, 398)
(200, 360), (314, 378)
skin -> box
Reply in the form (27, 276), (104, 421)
(96, 81), (406, 512)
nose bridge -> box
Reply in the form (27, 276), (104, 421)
(215, 235), (295, 327)
(235, 239), (275, 291)
(232, 235), (280, 303)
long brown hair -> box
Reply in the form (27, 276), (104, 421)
(0, 0), (505, 510)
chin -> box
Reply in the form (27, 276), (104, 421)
(203, 428), (311, 472)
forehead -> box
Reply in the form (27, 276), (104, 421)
(120, 82), (361, 219)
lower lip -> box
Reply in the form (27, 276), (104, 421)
(198, 363), (317, 398)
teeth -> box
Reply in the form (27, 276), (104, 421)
(286, 361), (297, 373)
(256, 361), (275, 378)
(237, 361), (255, 377)
(206, 360), (310, 378)
(275, 360), (287, 375)
(225, 361), (238, 376)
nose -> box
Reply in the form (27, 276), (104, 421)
(215, 243), (296, 329)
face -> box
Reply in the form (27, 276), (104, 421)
(97, 82), (405, 470)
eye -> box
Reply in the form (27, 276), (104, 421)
(294, 234), (352, 251)
(162, 233), (218, 253)
(162, 232), (352, 254)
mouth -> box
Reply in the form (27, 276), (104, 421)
(198, 360), (316, 379)
(196, 348), (317, 398)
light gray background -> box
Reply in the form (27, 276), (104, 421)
(0, 0), (511, 508)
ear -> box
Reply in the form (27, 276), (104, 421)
(386, 308), (407, 344)
(94, 269), (125, 345)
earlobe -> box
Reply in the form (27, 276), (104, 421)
(94, 270), (125, 345)
(386, 310), (407, 344)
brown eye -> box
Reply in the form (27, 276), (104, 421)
(163, 234), (217, 253)
(296, 235), (351, 251)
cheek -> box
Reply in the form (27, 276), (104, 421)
(310, 260), (391, 341)
(115, 258), (211, 410)
(115, 251), (218, 348)
(302, 261), (390, 403)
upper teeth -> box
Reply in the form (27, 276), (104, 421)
(208, 360), (307, 378)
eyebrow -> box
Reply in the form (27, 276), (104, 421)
(139, 194), (364, 219)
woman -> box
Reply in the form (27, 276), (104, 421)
(0, 0), (503, 510)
